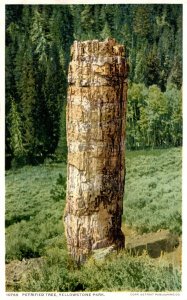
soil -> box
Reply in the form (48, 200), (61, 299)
(123, 225), (182, 269)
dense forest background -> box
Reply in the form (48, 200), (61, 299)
(5, 4), (182, 169)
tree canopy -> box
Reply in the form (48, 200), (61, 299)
(5, 4), (182, 168)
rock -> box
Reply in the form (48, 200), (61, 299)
(64, 38), (128, 263)
(92, 244), (116, 261)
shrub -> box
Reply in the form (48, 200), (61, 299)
(6, 167), (67, 262)
(23, 251), (181, 292)
(78, 252), (181, 291)
(124, 147), (182, 234)
(50, 173), (66, 202)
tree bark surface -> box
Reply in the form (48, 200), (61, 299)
(64, 38), (128, 263)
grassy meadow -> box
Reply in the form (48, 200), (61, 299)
(124, 147), (182, 234)
(5, 147), (182, 291)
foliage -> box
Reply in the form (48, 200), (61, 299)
(5, 4), (182, 168)
(5, 4), (182, 289)
(5, 148), (182, 291)
(6, 148), (182, 263)
(5, 163), (66, 262)
(23, 251), (181, 292)
(6, 5), (74, 167)
(54, 102), (68, 163)
(7, 97), (26, 167)
(124, 147), (182, 235)
(50, 173), (66, 202)
(126, 83), (182, 150)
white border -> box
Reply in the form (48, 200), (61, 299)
(2, 0), (187, 4)
(0, 1), (5, 299)
(1, 1), (186, 300)
(182, 2), (187, 299)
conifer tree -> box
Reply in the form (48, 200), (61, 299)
(15, 44), (37, 160)
(100, 22), (111, 39)
(8, 98), (25, 166)
(5, 4), (183, 167)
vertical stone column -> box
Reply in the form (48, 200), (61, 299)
(64, 38), (128, 263)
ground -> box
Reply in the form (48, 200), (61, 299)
(6, 227), (182, 291)
(5, 147), (182, 291)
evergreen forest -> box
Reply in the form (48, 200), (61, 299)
(5, 4), (182, 168)
(5, 5), (182, 291)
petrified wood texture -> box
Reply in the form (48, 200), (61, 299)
(64, 38), (128, 263)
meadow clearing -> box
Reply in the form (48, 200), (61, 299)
(5, 147), (182, 291)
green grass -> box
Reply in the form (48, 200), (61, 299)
(23, 249), (181, 292)
(124, 147), (182, 234)
(5, 163), (67, 261)
(5, 147), (182, 291)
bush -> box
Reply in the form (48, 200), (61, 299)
(50, 173), (66, 202)
(5, 206), (65, 262)
(124, 147), (182, 234)
(23, 247), (80, 292)
(23, 251), (181, 292)
(78, 252), (181, 292)
(6, 149), (182, 291)
(6, 166), (67, 262)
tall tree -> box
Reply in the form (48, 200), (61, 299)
(5, 4), (182, 168)
(8, 98), (25, 166)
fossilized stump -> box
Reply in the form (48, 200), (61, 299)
(64, 38), (128, 263)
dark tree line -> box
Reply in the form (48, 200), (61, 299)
(5, 4), (182, 168)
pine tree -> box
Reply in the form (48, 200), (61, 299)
(80, 5), (95, 40)
(55, 102), (67, 162)
(5, 3), (183, 167)
(15, 40), (37, 161)
(100, 21), (112, 39)
(8, 98), (25, 167)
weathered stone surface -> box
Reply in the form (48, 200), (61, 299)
(64, 38), (128, 263)
(92, 245), (116, 261)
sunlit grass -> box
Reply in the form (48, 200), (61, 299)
(21, 249), (181, 292)
(5, 163), (67, 262)
(5, 147), (182, 291)
(124, 147), (182, 234)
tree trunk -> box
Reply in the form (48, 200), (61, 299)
(64, 38), (128, 263)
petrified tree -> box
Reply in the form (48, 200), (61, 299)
(64, 38), (128, 263)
